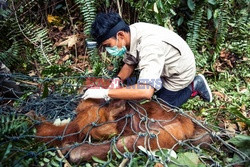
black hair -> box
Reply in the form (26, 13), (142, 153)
(91, 13), (130, 45)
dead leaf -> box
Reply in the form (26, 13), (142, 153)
(212, 91), (227, 101)
(28, 70), (36, 77)
(47, 14), (61, 24)
(224, 120), (237, 135)
(220, 49), (229, 59)
(62, 54), (70, 62)
(56, 35), (77, 48)
(57, 55), (70, 65)
(237, 108), (248, 131)
(213, 59), (226, 72)
(154, 162), (164, 167)
(237, 121), (247, 131)
(242, 57), (249, 61)
(225, 59), (233, 68)
(58, 26), (64, 31)
(240, 88), (248, 94)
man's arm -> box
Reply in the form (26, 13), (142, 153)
(108, 84), (155, 100)
(117, 64), (135, 81)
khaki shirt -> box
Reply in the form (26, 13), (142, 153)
(123, 22), (196, 91)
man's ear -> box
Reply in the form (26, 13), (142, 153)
(117, 31), (125, 39)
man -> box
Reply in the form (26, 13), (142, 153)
(82, 13), (212, 107)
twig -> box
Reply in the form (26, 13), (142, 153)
(118, 158), (129, 167)
(72, 66), (84, 73)
(16, 80), (39, 86)
(40, 38), (52, 65)
(65, 0), (78, 63)
(56, 147), (72, 167)
(117, 0), (122, 18)
(11, 0), (38, 47)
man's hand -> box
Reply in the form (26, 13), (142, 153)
(82, 87), (110, 101)
(108, 77), (122, 89)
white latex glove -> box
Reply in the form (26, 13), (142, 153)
(82, 87), (110, 101)
(108, 77), (122, 89)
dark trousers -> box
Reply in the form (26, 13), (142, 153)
(155, 85), (192, 108)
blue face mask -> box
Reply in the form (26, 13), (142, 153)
(105, 38), (127, 57)
(105, 46), (127, 57)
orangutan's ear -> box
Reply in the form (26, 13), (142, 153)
(109, 100), (126, 119)
(76, 99), (101, 113)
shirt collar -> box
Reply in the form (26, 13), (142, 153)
(127, 25), (137, 58)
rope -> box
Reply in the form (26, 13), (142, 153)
(0, 73), (249, 166)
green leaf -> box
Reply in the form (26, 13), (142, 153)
(228, 107), (250, 126)
(208, 0), (216, 5)
(47, 151), (56, 156)
(92, 156), (107, 164)
(86, 163), (92, 167)
(170, 9), (176, 15)
(177, 16), (184, 26)
(228, 135), (250, 148)
(43, 157), (50, 163)
(207, 8), (212, 20)
(187, 0), (195, 11)
(169, 152), (205, 167)
(213, 18), (219, 29)
(105, 0), (110, 7)
(54, 155), (63, 161)
(157, 0), (164, 10)
(51, 159), (59, 167)
(153, 2), (159, 13)
(113, 147), (122, 159)
(122, 137), (130, 153)
(1, 143), (12, 161)
(55, 4), (63, 10)
(42, 82), (49, 98)
(39, 161), (45, 166)
(213, 9), (219, 19)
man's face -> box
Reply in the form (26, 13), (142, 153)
(102, 31), (125, 49)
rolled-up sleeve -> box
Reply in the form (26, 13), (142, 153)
(137, 40), (166, 90)
(123, 53), (138, 66)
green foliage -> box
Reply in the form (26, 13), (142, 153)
(87, 49), (123, 77)
(40, 65), (85, 95)
(0, 41), (22, 67)
(186, 6), (206, 52)
(0, 113), (38, 166)
(0, 112), (67, 166)
(125, 0), (180, 28)
(169, 152), (206, 167)
(0, 0), (249, 166)
(41, 65), (73, 78)
(19, 23), (59, 65)
(225, 1), (250, 57)
(75, 0), (96, 36)
(0, 0), (60, 71)
(0, 113), (32, 137)
(228, 135), (250, 166)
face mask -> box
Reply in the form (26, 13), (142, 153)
(105, 39), (127, 57)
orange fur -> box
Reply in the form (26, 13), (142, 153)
(36, 99), (208, 163)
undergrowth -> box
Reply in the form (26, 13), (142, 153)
(0, 0), (249, 166)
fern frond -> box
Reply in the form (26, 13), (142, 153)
(226, 5), (250, 56)
(0, 41), (23, 67)
(214, 1), (230, 53)
(15, 22), (59, 65)
(186, 7), (205, 52)
(0, 113), (32, 137)
(75, 0), (96, 36)
(0, 112), (66, 166)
